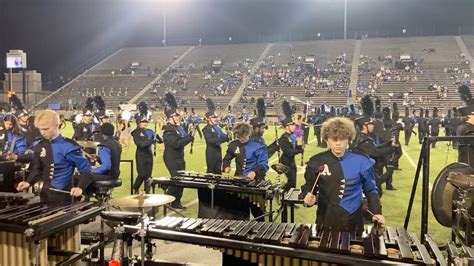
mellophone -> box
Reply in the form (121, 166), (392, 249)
(150, 171), (285, 214)
(0, 201), (102, 266)
(123, 216), (445, 265)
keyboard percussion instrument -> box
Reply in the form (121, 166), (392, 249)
(123, 216), (447, 265)
(150, 171), (285, 219)
(0, 201), (102, 266)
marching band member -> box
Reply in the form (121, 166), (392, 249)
(352, 96), (396, 192)
(402, 107), (415, 146)
(93, 96), (110, 142)
(199, 99), (229, 218)
(249, 98), (279, 158)
(132, 101), (161, 193)
(203, 99), (229, 174)
(163, 93), (194, 209)
(428, 107), (441, 148)
(457, 85), (474, 168)
(302, 117), (384, 234)
(222, 122), (269, 218)
(0, 114), (27, 157)
(17, 110), (92, 203)
(221, 122), (268, 265)
(73, 97), (96, 142)
(279, 101), (304, 192)
(9, 94), (37, 148)
(90, 123), (122, 182)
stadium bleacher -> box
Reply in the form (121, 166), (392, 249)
(33, 36), (473, 116)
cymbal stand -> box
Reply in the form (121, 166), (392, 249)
(135, 207), (147, 266)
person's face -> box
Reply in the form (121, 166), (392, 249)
(83, 115), (92, 123)
(238, 135), (250, 144)
(139, 121), (148, 129)
(327, 137), (348, 157)
(209, 117), (218, 125)
(37, 120), (60, 140)
(3, 120), (13, 130)
(100, 117), (110, 125)
(170, 114), (181, 125)
(287, 124), (296, 133)
(19, 116), (28, 125)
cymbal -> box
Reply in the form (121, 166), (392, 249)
(77, 141), (100, 148)
(109, 194), (175, 208)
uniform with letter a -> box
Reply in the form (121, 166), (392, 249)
(302, 150), (381, 231)
(26, 135), (92, 203)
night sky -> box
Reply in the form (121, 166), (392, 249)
(0, 0), (472, 89)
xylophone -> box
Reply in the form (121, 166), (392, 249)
(151, 171), (285, 216)
(0, 191), (37, 209)
(0, 201), (102, 266)
(124, 217), (445, 265)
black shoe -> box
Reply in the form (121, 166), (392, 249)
(386, 186), (397, 191)
(171, 203), (187, 209)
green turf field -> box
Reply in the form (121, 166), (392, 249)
(62, 122), (454, 244)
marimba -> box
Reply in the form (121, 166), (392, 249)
(124, 216), (446, 265)
(0, 201), (102, 265)
(150, 172), (285, 220)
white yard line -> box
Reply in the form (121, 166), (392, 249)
(402, 146), (432, 190)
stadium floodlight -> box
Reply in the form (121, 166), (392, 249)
(402, 29), (407, 34)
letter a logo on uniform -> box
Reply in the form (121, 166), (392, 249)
(321, 164), (331, 176)
(40, 147), (47, 158)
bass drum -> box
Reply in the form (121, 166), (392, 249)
(431, 162), (474, 227)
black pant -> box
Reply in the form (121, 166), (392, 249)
(404, 129), (412, 145)
(134, 155), (153, 193)
(392, 145), (402, 169)
(418, 129), (426, 144)
(206, 150), (222, 174)
(431, 131), (439, 147)
(283, 160), (297, 192)
(164, 158), (185, 205)
(199, 155), (222, 218)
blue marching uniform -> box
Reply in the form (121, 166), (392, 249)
(221, 138), (269, 266)
(26, 135), (92, 203)
(222, 138), (269, 219)
(302, 150), (381, 233)
(132, 127), (161, 192)
(0, 130), (27, 155)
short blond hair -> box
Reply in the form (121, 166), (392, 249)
(35, 110), (60, 128)
(321, 117), (355, 141)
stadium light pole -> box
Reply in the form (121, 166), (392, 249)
(163, 2), (167, 47)
(344, 0), (347, 40)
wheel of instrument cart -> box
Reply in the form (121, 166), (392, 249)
(431, 162), (474, 227)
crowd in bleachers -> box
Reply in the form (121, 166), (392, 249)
(32, 37), (473, 114)
(243, 52), (350, 102)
